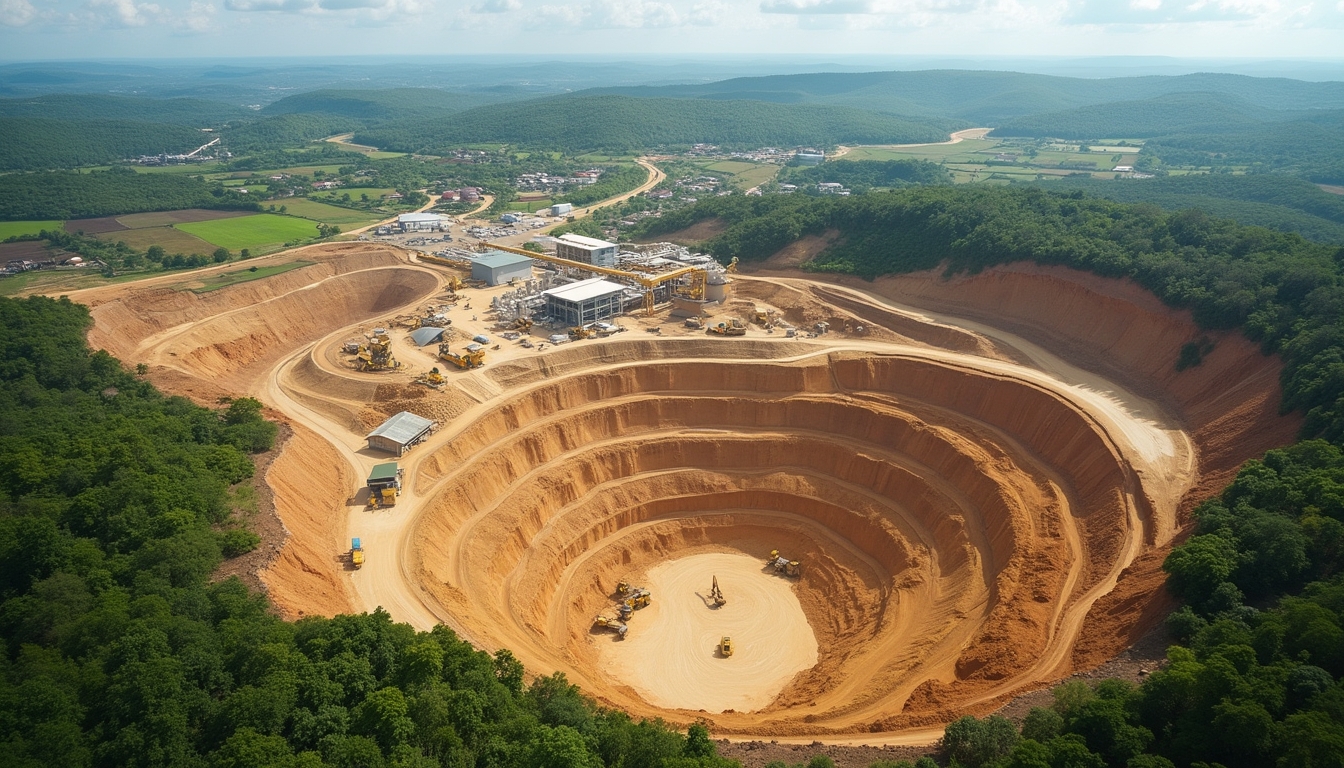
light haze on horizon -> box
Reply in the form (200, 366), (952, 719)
(2, 0), (1344, 62)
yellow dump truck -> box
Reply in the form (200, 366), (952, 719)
(367, 463), (402, 508)
(707, 319), (746, 337)
(351, 538), (364, 569)
(439, 341), (486, 370)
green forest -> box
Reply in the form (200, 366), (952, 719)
(1027, 175), (1344, 244)
(0, 169), (262, 221)
(353, 95), (960, 154)
(0, 117), (211, 172)
(0, 296), (741, 768)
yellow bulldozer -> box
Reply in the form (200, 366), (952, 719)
(439, 342), (485, 370)
(417, 367), (445, 388)
(356, 332), (400, 372)
(569, 325), (596, 340)
(593, 615), (628, 638)
(707, 318), (746, 337)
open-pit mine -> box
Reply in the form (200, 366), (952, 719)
(68, 241), (1299, 743)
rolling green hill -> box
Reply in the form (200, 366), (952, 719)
(585, 70), (1344, 125)
(0, 93), (251, 125)
(261, 87), (510, 120)
(354, 93), (963, 153)
(0, 116), (211, 171)
(992, 92), (1280, 139)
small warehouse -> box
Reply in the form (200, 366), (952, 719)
(366, 411), (435, 456)
(550, 202), (573, 217)
(542, 278), (626, 326)
(409, 326), (446, 346)
(469, 250), (535, 286)
(398, 212), (447, 232)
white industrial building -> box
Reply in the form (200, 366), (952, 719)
(550, 202), (573, 217)
(555, 233), (619, 268)
(469, 250), (535, 286)
(794, 152), (825, 166)
(398, 212), (447, 232)
(542, 278), (626, 325)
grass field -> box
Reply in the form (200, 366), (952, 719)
(0, 220), (63, 240)
(278, 199), (385, 227)
(178, 214), (321, 252)
(309, 187), (396, 202)
(505, 198), (555, 213)
(188, 260), (316, 293)
(704, 160), (760, 174)
(117, 210), (252, 228)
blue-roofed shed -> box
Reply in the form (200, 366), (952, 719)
(469, 250), (534, 286)
(366, 411), (435, 456)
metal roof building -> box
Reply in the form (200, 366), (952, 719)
(409, 326), (446, 346)
(468, 250), (534, 286)
(397, 212), (447, 232)
(556, 233), (619, 268)
(542, 278), (626, 326)
(366, 411), (435, 456)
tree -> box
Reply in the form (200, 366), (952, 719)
(213, 247), (230, 263)
(528, 725), (601, 768)
(942, 715), (1019, 768)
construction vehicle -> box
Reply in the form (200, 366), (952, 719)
(754, 308), (770, 325)
(439, 341), (485, 369)
(707, 318), (746, 337)
(726, 257), (739, 274)
(719, 636), (733, 657)
(709, 576), (726, 607)
(417, 367), (445, 388)
(356, 331), (400, 372)
(616, 580), (632, 596)
(569, 325), (596, 341)
(367, 463), (402, 508)
(684, 317), (704, 329)
(768, 549), (802, 577)
(445, 275), (464, 292)
(508, 317), (533, 332)
(626, 587), (651, 609)
(351, 538), (365, 569)
(593, 615), (628, 638)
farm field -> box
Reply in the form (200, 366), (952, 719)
(277, 198), (385, 227)
(0, 220), (63, 240)
(178, 214), (321, 252)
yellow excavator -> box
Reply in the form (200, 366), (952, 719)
(707, 318), (746, 337)
(768, 549), (802, 577)
(593, 615), (628, 638)
(439, 341), (485, 369)
(356, 331), (400, 372)
(709, 575), (726, 607)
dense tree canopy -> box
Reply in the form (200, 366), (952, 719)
(0, 168), (261, 221)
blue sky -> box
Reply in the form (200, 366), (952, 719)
(2, 0), (1343, 60)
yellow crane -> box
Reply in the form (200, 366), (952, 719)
(482, 242), (707, 317)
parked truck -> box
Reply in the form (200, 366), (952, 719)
(351, 538), (364, 569)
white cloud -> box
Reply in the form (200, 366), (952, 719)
(536, 0), (682, 27)
(472, 0), (519, 11)
(761, 0), (875, 13)
(89, 0), (165, 25)
(0, 0), (36, 24)
(174, 0), (214, 27)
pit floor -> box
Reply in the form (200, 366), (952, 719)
(596, 552), (818, 713)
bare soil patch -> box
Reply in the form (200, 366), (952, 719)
(65, 216), (128, 234)
(117, 209), (254, 228)
(0, 241), (51, 265)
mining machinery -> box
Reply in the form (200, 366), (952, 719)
(709, 576), (726, 607)
(719, 636), (733, 657)
(417, 368), (445, 388)
(707, 318), (746, 337)
(351, 538), (365, 569)
(508, 317), (533, 332)
(439, 341), (485, 369)
(356, 331), (400, 372)
(569, 325), (596, 340)
(768, 549), (802, 577)
(593, 615), (628, 638)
